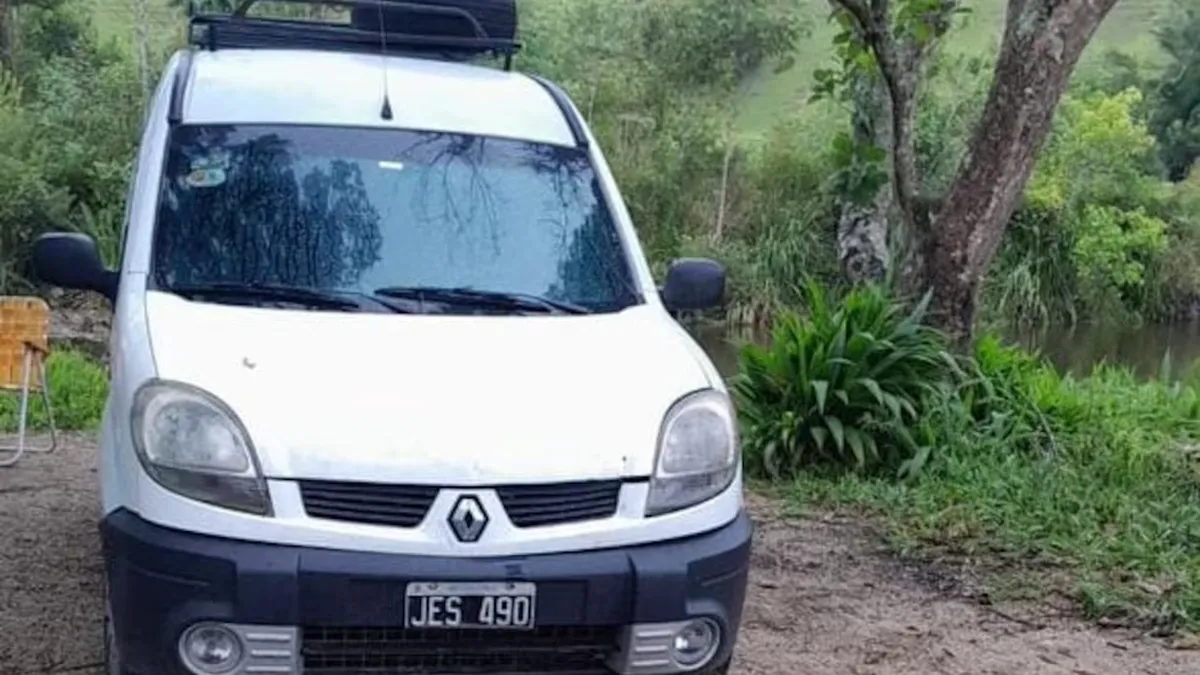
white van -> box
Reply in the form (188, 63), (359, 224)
(31, 1), (751, 674)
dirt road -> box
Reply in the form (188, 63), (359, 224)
(1, 435), (1194, 674)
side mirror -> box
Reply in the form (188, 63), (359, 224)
(32, 232), (119, 303)
(661, 258), (726, 312)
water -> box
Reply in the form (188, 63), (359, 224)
(1005, 322), (1200, 380)
(691, 321), (1200, 381)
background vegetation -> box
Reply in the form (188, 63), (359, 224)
(735, 281), (1200, 631)
(1, 0), (1197, 330)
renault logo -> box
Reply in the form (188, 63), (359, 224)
(448, 495), (489, 543)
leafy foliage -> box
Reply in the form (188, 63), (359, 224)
(734, 280), (951, 480)
(0, 1), (143, 290)
(829, 128), (889, 207)
(954, 334), (1057, 453)
(0, 71), (71, 290)
(1072, 205), (1168, 294)
(1149, 0), (1200, 181)
(985, 87), (1180, 325)
(638, 0), (803, 90)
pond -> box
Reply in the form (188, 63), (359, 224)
(691, 321), (1200, 381)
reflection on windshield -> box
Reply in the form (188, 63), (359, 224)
(150, 124), (642, 314)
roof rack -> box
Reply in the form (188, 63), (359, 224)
(187, 0), (521, 65)
(170, 0), (591, 149)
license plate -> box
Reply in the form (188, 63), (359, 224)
(405, 581), (537, 629)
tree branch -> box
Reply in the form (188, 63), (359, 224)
(874, 39), (921, 229)
(829, 0), (874, 30)
(828, 0), (922, 229)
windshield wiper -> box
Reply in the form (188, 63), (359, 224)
(373, 286), (592, 315)
(165, 283), (411, 313)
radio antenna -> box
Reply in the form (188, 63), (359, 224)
(376, 0), (393, 120)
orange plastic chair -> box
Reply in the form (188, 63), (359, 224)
(0, 296), (57, 467)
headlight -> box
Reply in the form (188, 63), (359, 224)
(646, 389), (739, 517)
(131, 380), (270, 515)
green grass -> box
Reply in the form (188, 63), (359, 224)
(734, 0), (1175, 136)
(784, 365), (1200, 631)
(0, 349), (109, 432)
(88, 0), (184, 60)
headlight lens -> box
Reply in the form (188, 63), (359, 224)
(131, 380), (270, 515)
(646, 389), (739, 517)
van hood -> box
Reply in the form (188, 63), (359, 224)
(142, 291), (715, 485)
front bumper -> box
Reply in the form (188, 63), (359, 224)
(101, 508), (753, 675)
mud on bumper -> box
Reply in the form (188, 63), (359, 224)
(101, 508), (752, 675)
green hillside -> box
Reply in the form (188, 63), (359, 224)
(734, 0), (1174, 135)
(89, 0), (182, 61)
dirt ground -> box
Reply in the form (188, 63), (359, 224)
(1, 434), (1195, 675)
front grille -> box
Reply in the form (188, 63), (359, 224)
(299, 480), (439, 528)
(301, 626), (620, 674)
(497, 480), (622, 528)
(297, 479), (622, 530)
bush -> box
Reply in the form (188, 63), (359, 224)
(954, 334), (1058, 453)
(733, 280), (952, 480)
(733, 281), (1076, 484)
(0, 70), (73, 292)
(984, 87), (1181, 325)
(1141, 171), (1200, 318)
(0, 1), (146, 293)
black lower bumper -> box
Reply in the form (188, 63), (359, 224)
(101, 508), (753, 675)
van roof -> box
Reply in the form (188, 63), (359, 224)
(176, 48), (578, 147)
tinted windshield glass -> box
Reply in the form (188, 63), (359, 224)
(151, 124), (642, 313)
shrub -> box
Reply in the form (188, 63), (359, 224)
(0, 69), (72, 292)
(733, 280), (952, 481)
(0, 4), (145, 293)
(985, 87), (1178, 325)
(955, 334), (1058, 453)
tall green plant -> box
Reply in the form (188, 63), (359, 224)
(733, 280), (951, 480)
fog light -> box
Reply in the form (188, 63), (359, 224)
(671, 618), (720, 669)
(179, 623), (244, 674)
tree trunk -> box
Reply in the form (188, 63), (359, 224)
(908, 0), (1119, 342)
(838, 73), (893, 284)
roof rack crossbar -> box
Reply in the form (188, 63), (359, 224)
(191, 16), (517, 54)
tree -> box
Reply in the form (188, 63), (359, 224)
(0, 0), (75, 73)
(814, 0), (954, 286)
(820, 57), (894, 284)
(1149, 1), (1200, 182)
(822, 0), (1119, 342)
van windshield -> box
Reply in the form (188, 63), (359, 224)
(150, 124), (643, 314)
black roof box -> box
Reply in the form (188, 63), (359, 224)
(350, 0), (516, 42)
